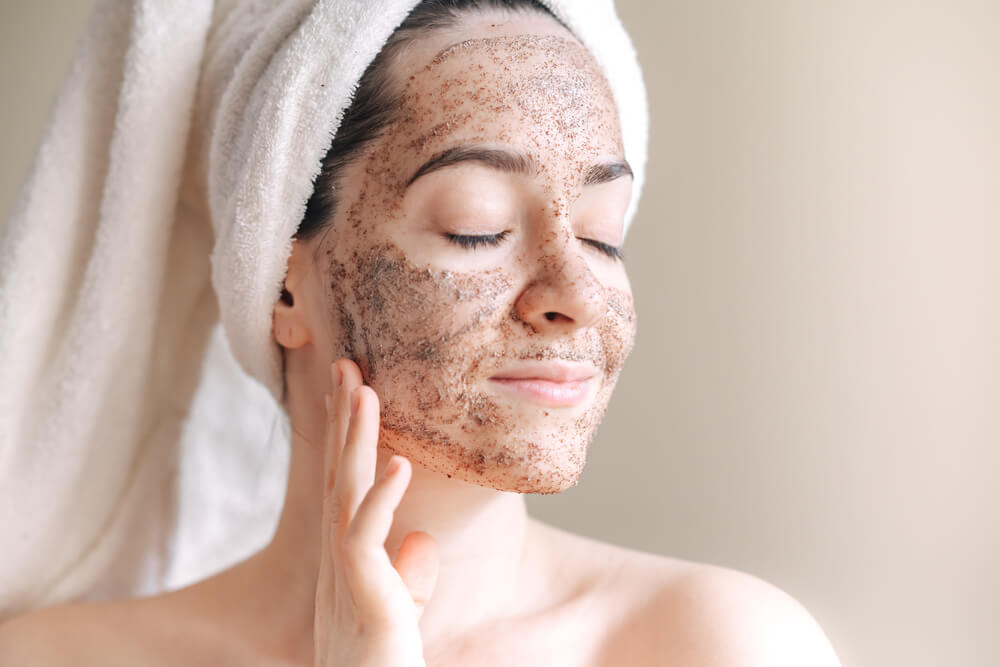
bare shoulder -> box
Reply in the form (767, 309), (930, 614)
(0, 595), (223, 667)
(639, 562), (843, 667)
(532, 521), (842, 667)
(0, 600), (140, 666)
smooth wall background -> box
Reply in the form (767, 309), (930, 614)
(2, 2), (997, 666)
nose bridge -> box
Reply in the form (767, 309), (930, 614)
(516, 213), (606, 332)
(539, 224), (592, 287)
(545, 189), (597, 278)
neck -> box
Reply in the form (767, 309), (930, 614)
(243, 405), (536, 663)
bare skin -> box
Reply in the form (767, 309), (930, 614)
(0, 12), (840, 667)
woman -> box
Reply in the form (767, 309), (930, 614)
(0, 0), (841, 664)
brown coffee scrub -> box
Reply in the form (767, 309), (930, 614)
(317, 33), (636, 494)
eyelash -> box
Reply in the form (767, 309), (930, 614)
(445, 232), (623, 261)
(445, 231), (510, 249)
(581, 238), (625, 260)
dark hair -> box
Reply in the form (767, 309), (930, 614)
(296, 0), (562, 240)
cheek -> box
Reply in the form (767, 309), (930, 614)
(599, 286), (637, 382)
(327, 241), (515, 379)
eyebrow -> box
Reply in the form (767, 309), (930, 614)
(583, 160), (633, 186)
(404, 145), (633, 189)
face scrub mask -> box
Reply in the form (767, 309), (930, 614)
(319, 34), (637, 494)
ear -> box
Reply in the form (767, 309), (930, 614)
(273, 239), (313, 350)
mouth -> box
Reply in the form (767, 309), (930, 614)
(488, 361), (598, 408)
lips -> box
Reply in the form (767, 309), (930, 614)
(488, 361), (597, 407)
(489, 360), (596, 382)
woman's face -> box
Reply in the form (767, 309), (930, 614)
(305, 16), (636, 494)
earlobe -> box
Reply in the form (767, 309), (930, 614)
(273, 241), (312, 349)
(273, 288), (310, 349)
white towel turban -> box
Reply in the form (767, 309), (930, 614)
(0, 0), (647, 617)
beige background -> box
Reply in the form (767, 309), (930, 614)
(2, 1), (997, 666)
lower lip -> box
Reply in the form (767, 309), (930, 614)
(488, 377), (592, 407)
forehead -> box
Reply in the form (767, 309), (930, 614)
(391, 32), (624, 160)
(427, 32), (600, 74)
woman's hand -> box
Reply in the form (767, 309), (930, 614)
(313, 359), (440, 667)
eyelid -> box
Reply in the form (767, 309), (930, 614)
(444, 231), (622, 260)
(579, 237), (624, 260)
(445, 230), (511, 249)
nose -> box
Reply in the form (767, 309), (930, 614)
(514, 233), (607, 334)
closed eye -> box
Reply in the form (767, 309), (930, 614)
(580, 238), (624, 260)
(446, 231), (622, 260)
(445, 230), (510, 249)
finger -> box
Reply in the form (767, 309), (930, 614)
(325, 359), (363, 494)
(322, 362), (343, 484)
(319, 359), (366, 586)
(320, 359), (355, 548)
(341, 457), (436, 621)
(321, 393), (338, 496)
(393, 530), (440, 619)
(345, 455), (412, 550)
(333, 384), (381, 524)
(340, 455), (413, 609)
(319, 392), (337, 558)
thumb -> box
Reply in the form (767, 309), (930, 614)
(393, 531), (439, 619)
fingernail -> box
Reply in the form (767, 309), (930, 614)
(331, 362), (342, 388)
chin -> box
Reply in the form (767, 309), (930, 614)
(377, 425), (589, 494)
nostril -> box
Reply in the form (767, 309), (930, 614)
(544, 312), (558, 322)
